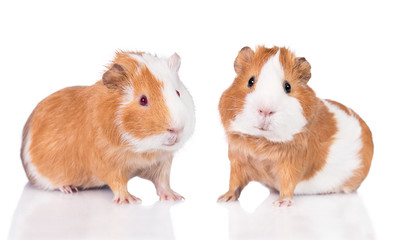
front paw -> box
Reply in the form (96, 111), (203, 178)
(217, 191), (239, 202)
(158, 189), (184, 201)
(272, 198), (293, 207)
(113, 192), (141, 204)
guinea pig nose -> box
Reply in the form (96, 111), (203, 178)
(167, 127), (184, 134)
(258, 109), (275, 117)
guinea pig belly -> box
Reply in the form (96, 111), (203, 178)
(294, 100), (364, 195)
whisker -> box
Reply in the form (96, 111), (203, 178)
(119, 125), (168, 135)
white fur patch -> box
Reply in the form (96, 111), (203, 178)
(294, 100), (363, 194)
(118, 53), (195, 152)
(230, 51), (307, 142)
(129, 53), (176, 85)
(22, 132), (54, 190)
(121, 85), (134, 105)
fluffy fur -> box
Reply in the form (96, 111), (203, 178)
(20, 51), (195, 204)
(218, 46), (373, 206)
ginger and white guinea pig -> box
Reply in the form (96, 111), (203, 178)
(218, 46), (373, 207)
(20, 51), (195, 204)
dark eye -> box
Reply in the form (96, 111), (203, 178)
(176, 90), (180, 97)
(139, 95), (148, 106)
(248, 76), (255, 88)
(284, 81), (291, 94)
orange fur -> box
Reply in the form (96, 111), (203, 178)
(21, 51), (182, 203)
(326, 100), (374, 192)
(218, 46), (373, 204)
(105, 52), (170, 139)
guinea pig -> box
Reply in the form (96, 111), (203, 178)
(217, 46), (373, 207)
(20, 51), (195, 204)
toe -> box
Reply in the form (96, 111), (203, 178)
(59, 185), (79, 194)
(171, 191), (184, 201)
(130, 196), (142, 204)
(113, 193), (141, 204)
(159, 190), (184, 202)
(272, 198), (293, 207)
(217, 192), (237, 202)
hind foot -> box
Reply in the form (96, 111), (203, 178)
(59, 185), (79, 194)
(113, 192), (141, 204)
(320, 191), (337, 195)
(272, 198), (293, 207)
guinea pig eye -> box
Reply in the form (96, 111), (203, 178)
(284, 81), (291, 94)
(248, 76), (255, 88)
(176, 90), (180, 97)
(139, 95), (148, 106)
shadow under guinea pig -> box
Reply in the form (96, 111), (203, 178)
(223, 193), (375, 240)
(9, 183), (177, 240)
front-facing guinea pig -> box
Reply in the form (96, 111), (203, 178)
(20, 51), (195, 204)
(218, 46), (373, 207)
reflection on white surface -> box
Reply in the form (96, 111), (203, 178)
(9, 184), (176, 240)
(224, 193), (375, 240)
(9, 184), (375, 240)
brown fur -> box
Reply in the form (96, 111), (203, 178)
(218, 46), (373, 204)
(21, 51), (180, 203)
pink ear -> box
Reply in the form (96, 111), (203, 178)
(168, 53), (181, 72)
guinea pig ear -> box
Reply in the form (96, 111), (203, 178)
(168, 53), (181, 72)
(102, 63), (127, 89)
(234, 46), (254, 75)
(294, 57), (311, 83)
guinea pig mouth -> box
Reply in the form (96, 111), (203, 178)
(163, 136), (179, 147)
(256, 126), (268, 131)
(256, 120), (271, 131)
(163, 142), (177, 147)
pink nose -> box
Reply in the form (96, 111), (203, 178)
(258, 109), (275, 117)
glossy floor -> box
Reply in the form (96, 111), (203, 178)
(9, 184), (374, 240)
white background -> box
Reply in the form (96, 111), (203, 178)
(1, 0), (395, 239)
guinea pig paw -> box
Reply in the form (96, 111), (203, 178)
(113, 193), (141, 204)
(59, 185), (79, 194)
(159, 190), (184, 201)
(272, 198), (293, 207)
(217, 192), (238, 202)
(321, 191), (338, 195)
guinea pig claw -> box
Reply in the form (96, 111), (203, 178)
(159, 190), (184, 201)
(160, 195), (167, 201)
(59, 185), (78, 194)
(217, 192), (238, 202)
(272, 198), (293, 207)
(113, 193), (141, 204)
(172, 191), (184, 201)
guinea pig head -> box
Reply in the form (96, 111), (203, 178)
(103, 51), (195, 152)
(219, 46), (317, 142)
